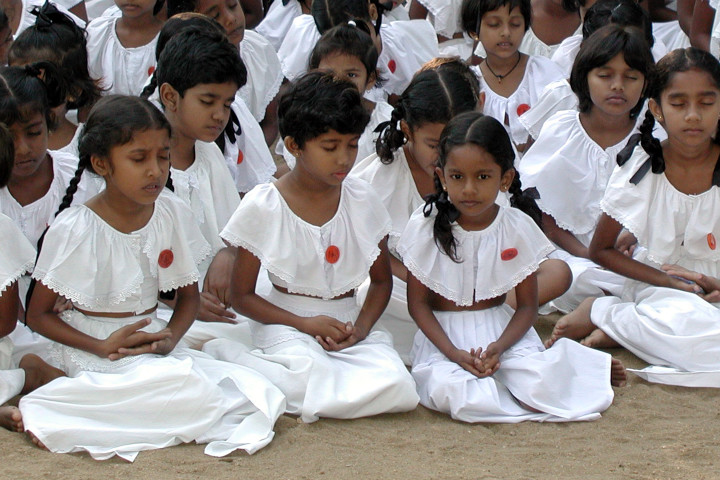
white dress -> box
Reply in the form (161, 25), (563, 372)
(473, 55), (565, 148)
(0, 214), (35, 405)
(14, 0), (84, 39)
(591, 145), (720, 387)
(203, 176), (419, 423)
(415, 0), (473, 60)
(519, 110), (637, 312)
(238, 30), (284, 123)
(398, 205), (614, 423)
(19, 192), (286, 460)
(712, 0), (720, 60)
(255, 0), (302, 51)
(652, 20), (690, 52)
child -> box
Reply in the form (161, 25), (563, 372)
(548, 48), (720, 387)
(86, 0), (163, 95)
(202, 72), (419, 423)
(409, 0), (475, 60)
(0, 123), (64, 433)
(461, 0), (565, 153)
(400, 111), (623, 423)
(4, 0), (84, 39)
(20, 95), (285, 459)
(519, 24), (655, 313)
(8, 2), (103, 153)
(255, 0), (308, 51)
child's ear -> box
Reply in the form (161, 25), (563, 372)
(400, 120), (412, 142)
(435, 166), (446, 190)
(368, 2), (378, 21)
(477, 91), (486, 113)
(366, 71), (377, 91)
(159, 83), (180, 112)
(647, 98), (663, 123)
(284, 136), (301, 158)
(90, 154), (111, 176)
(500, 168), (516, 193)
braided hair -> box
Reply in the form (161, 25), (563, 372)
(0, 62), (67, 132)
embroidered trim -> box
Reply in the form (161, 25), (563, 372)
(33, 269), (145, 309)
(0, 261), (34, 295)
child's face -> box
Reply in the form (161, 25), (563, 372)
(171, 81), (238, 143)
(0, 26), (12, 65)
(403, 121), (444, 179)
(96, 128), (170, 206)
(317, 53), (374, 94)
(115, 0), (157, 18)
(587, 53), (645, 119)
(196, 0), (245, 45)
(288, 129), (360, 186)
(478, 5), (525, 60)
(9, 112), (49, 181)
(650, 68), (720, 151)
(436, 143), (514, 230)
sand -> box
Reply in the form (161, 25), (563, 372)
(2, 314), (719, 480)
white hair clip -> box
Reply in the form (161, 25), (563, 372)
(348, 20), (357, 27)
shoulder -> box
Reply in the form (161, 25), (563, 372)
(86, 15), (116, 39)
(525, 55), (566, 83)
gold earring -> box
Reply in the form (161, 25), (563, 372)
(442, 185), (447, 191)
(655, 115), (663, 121)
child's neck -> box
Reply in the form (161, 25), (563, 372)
(88, 190), (155, 234)
(481, 52), (527, 99)
(7, 153), (54, 207)
(48, 117), (77, 151)
(403, 144), (436, 198)
(169, 133), (196, 171)
(458, 203), (500, 232)
(579, 108), (635, 150)
(663, 140), (719, 196)
(275, 168), (341, 227)
(116, 12), (162, 48)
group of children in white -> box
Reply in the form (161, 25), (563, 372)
(0, 0), (718, 461)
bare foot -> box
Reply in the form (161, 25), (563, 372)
(545, 298), (597, 348)
(580, 328), (620, 349)
(27, 430), (48, 451)
(610, 357), (627, 387)
(19, 354), (65, 394)
(0, 406), (23, 432)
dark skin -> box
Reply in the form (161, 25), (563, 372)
(642, 0), (678, 22)
(115, 1), (163, 49)
(530, 0), (580, 47)
(240, 0), (264, 28)
(688, 0), (714, 51)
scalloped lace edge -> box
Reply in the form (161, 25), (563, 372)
(538, 203), (595, 237)
(0, 261), (34, 295)
(33, 270), (144, 309)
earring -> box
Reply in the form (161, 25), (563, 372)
(442, 185), (447, 191)
(655, 115), (663, 121)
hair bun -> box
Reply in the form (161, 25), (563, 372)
(31, 0), (61, 29)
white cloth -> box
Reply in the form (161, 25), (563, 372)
(238, 30), (284, 122)
(516, 79), (577, 140)
(473, 56), (565, 148)
(278, 14), (318, 81)
(712, 4), (720, 59)
(255, 0), (302, 51)
(400, 205), (613, 422)
(590, 144), (720, 386)
(475, 26), (581, 59)
(416, 0), (462, 39)
(221, 176), (391, 299)
(53, 122), (82, 158)
(14, 0), (85, 39)
(550, 34), (669, 79)
(203, 288), (419, 423)
(20, 191), (285, 460)
(0, 150), (101, 247)
(652, 21), (690, 52)
(438, 36), (474, 61)
(86, 15), (158, 96)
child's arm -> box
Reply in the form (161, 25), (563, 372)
(0, 282), (19, 338)
(389, 255), (409, 282)
(661, 264), (720, 302)
(230, 246), (353, 344)
(200, 246), (238, 323)
(407, 271), (484, 378)
(589, 213), (702, 292)
(321, 238), (393, 351)
(479, 273), (539, 376)
(541, 213), (590, 259)
(26, 283), (172, 360)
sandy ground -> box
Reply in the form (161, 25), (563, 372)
(2, 314), (719, 480)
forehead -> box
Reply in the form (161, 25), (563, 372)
(195, 0), (231, 12)
(113, 128), (170, 152)
(186, 81), (240, 96)
(482, 4), (524, 19)
(7, 110), (44, 131)
(413, 122), (445, 139)
(445, 143), (500, 169)
(312, 129), (360, 142)
(318, 52), (366, 71)
(662, 68), (720, 97)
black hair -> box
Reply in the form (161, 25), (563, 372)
(461, 0), (532, 37)
(0, 62), (67, 132)
(632, 48), (720, 175)
(570, 24), (653, 117)
(278, 70), (370, 148)
(167, 0), (198, 18)
(0, 7), (8, 31)
(582, 0), (653, 47)
(8, 2), (103, 110)
(375, 67), (478, 164)
(0, 122), (13, 188)
(419, 56), (482, 103)
(425, 112), (540, 261)
(311, 0), (373, 34)
(309, 21), (382, 88)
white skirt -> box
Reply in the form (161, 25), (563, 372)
(203, 289), (419, 423)
(19, 310), (286, 461)
(412, 305), (614, 423)
(0, 336), (24, 405)
(592, 286), (720, 387)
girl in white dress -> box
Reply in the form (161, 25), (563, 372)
(520, 24), (655, 313)
(401, 111), (623, 423)
(202, 72), (419, 423)
(461, 0), (565, 153)
(255, 0), (308, 51)
(547, 48), (720, 387)
(19, 95), (286, 460)
(86, 0), (163, 96)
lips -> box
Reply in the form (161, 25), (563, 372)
(143, 183), (161, 194)
(605, 95), (626, 104)
(333, 171), (349, 180)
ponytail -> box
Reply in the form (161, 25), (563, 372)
(374, 102), (406, 164)
(423, 174), (461, 263)
(508, 172), (542, 228)
(638, 109), (665, 173)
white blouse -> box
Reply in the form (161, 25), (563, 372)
(602, 144), (720, 278)
(0, 150), (101, 247)
(32, 191), (211, 313)
(475, 26), (581, 59)
(86, 15), (158, 96)
(238, 30), (284, 122)
(474, 55), (565, 147)
(170, 141), (240, 255)
(0, 213), (35, 295)
(519, 110), (638, 246)
(255, 0), (302, 51)
(416, 0), (463, 39)
(221, 176), (392, 299)
(278, 14), (318, 81)
(398, 205), (554, 305)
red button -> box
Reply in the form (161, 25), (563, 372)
(516, 104), (530, 116)
(325, 245), (340, 264)
(708, 233), (717, 250)
(387, 59), (397, 74)
(500, 248), (518, 261)
(237, 150), (244, 164)
(148, 65), (155, 76)
(158, 249), (174, 268)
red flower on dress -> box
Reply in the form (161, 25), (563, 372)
(500, 248), (518, 261)
(237, 150), (244, 164)
(516, 104), (530, 116)
(388, 59), (397, 74)
(158, 249), (174, 268)
(708, 233), (717, 250)
(325, 245), (340, 264)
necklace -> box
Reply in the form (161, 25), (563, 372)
(484, 53), (522, 84)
